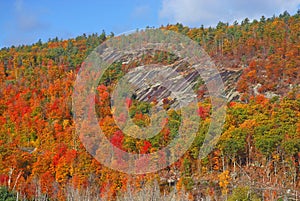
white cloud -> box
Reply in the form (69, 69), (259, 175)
(159, 0), (300, 26)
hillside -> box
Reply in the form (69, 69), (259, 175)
(0, 12), (300, 200)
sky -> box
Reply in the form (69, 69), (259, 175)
(0, 0), (300, 48)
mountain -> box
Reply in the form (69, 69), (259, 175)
(0, 12), (299, 200)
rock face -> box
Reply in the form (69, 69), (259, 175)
(122, 62), (198, 109)
(117, 55), (242, 107)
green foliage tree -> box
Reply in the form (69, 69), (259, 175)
(0, 187), (17, 201)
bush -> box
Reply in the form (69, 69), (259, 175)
(0, 187), (17, 201)
(228, 186), (261, 201)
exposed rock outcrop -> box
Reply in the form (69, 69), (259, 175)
(117, 55), (242, 107)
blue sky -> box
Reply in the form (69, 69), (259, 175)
(0, 0), (300, 48)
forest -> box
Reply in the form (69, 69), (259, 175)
(0, 11), (299, 200)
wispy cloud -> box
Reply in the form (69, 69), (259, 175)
(3, 0), (48, 46)
(15, 0), (48, 31)
(131, 5), (151, 19)
(159, 0), (300, 26)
